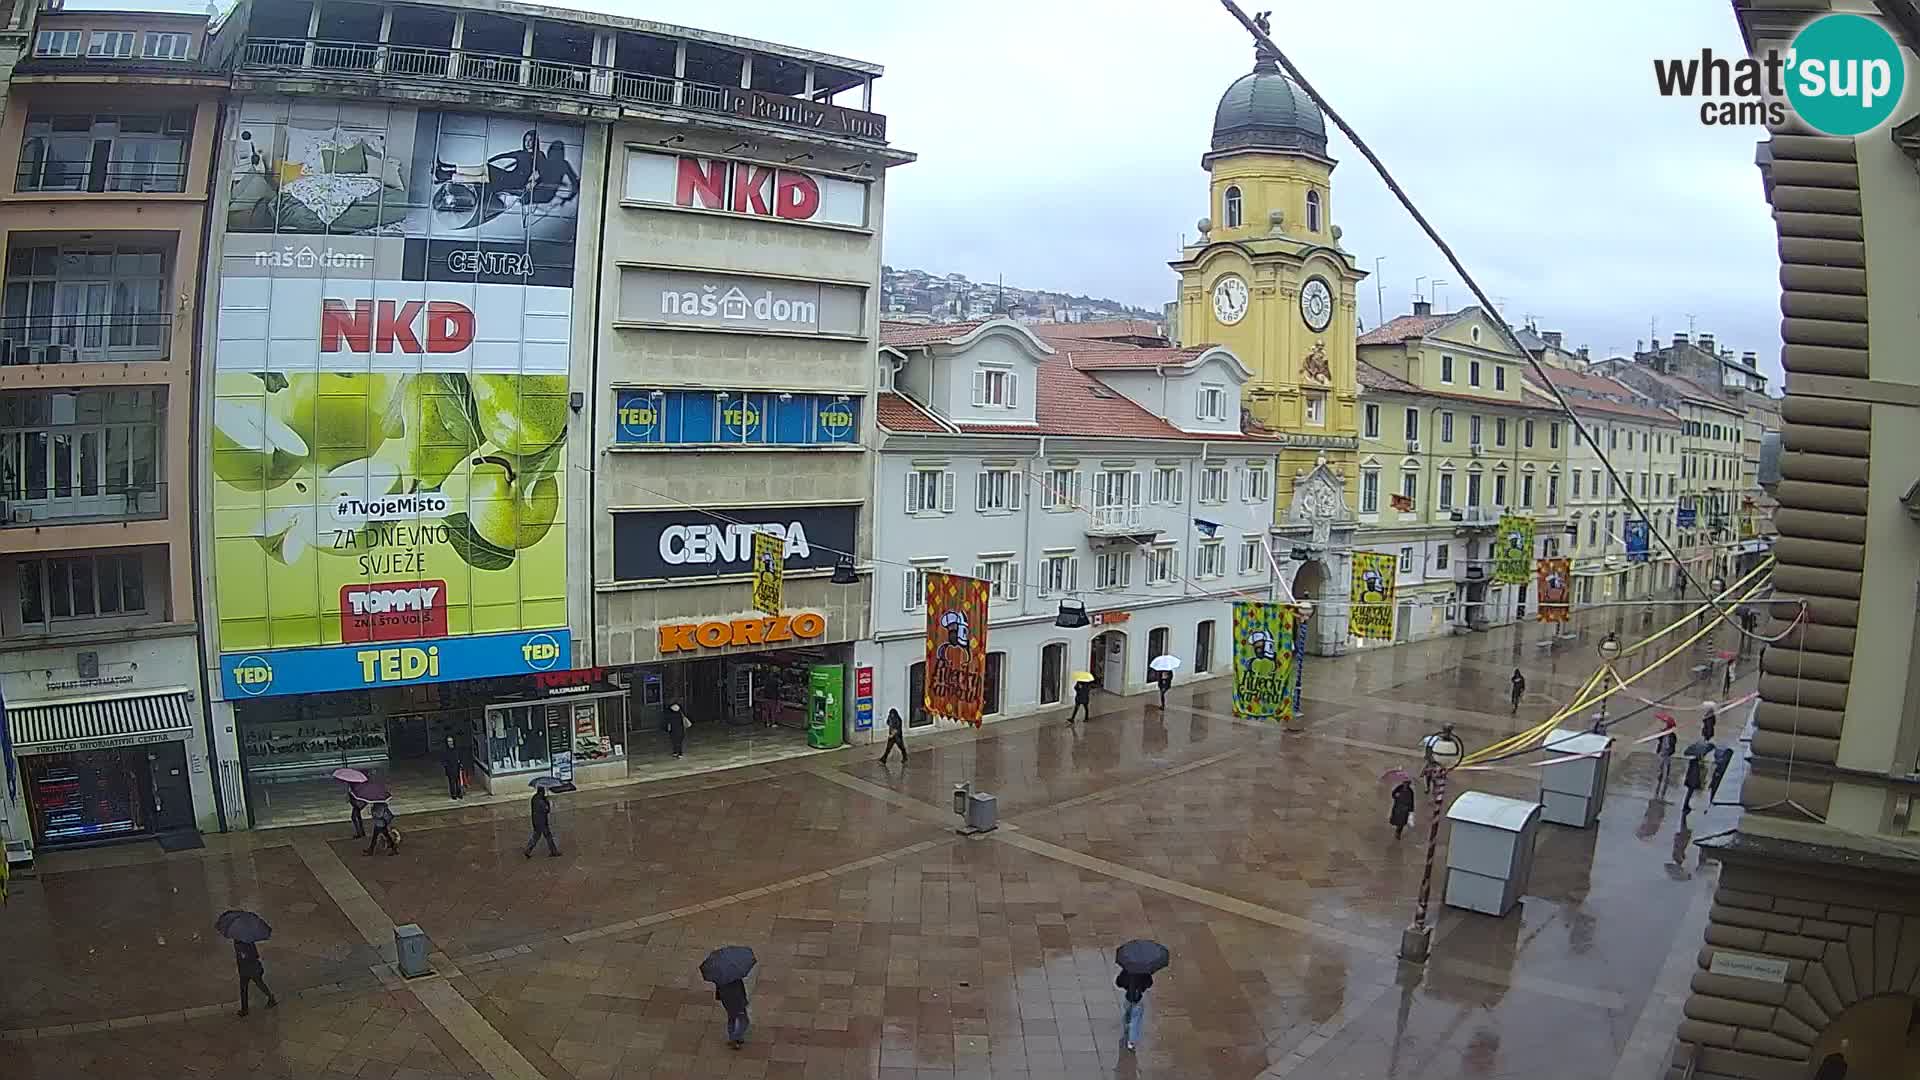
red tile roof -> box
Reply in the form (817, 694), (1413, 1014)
(879, 320), (990, 347)
(874, 392), (950, 434)
(1062, 345), (1213, 371)
(1525, 366), (1641, 399)
(1355, 362), (1561, 413)
(1356, 312), (1455, 346)
(1031, 319), (1166, 343)
(1561, 397), (1681, 424)
(1356, 361), (1418, 394)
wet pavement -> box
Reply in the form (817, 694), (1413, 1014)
(0, 614), (1743, 1079)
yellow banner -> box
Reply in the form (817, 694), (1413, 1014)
(1494, 514), (1536, 584)
(1349, 551), (1396, 640)
(750, 530), (784, 616)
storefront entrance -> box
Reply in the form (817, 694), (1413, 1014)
(20, 741), (193, 847)
(1090, 630), (1127, 689)
(635, 646), (846, 768)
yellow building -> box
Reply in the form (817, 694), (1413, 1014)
(1169, 37), (1368, 653)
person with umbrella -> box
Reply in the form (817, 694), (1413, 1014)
(1114, 939), (1168, 1053)
(879, 707), (908, 766)
(364, 793), (399, 856)
(524, 781), (561, 858)
(217, 910), (277, 1016)
(1700, 701), (1718, 742)
(1509, 669), (1526, 715)
(700, 946), (756, 1049)
(439, 736), (464, 800)
(1682, 739), (1713, 815)
(1150, 656), (1179, 710)
(1068, 672), (1094, 726)
(334, 768), (369, 838)
(665, 703), (688, 759)
(1387, 770), (1416, 839)
(1709, 741), (1736, 802)
(1654, 716), (1678, 796)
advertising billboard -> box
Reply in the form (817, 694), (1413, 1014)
(622, 150), (869, 228)
(612, 389), (858, 447)
(1493, 514), (1536, 585)
(210, 100), (582, 690)
(1232, 601), (1303, 722)
(610, 504), (857, 583)
(617, 268), (865, 336)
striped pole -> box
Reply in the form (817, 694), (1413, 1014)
(1411, 763), (1447, 932)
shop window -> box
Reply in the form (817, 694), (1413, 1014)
(486, 704), (551, 774)
(984, 652), (1004, 716)
(908, 662), (932, 727)
(1147, 626), (1169, 663)
(1195, 620), (1215, 673)
(1040, 642), (1066, 705)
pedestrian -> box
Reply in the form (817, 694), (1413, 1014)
(1116, 968), (1153, 1052)
(1709, 743), (1735, 802)
(715, 977), (750, 1049)
(1682, 747), (1709, 815)
(346, 789), (366, 839)
(524, 788), (560, 858)
(234, 939), (277, 1016)
(1723, 659), (1735, 694)
(1701, 703), (1718, 742)
(440, 735), (463, 800)
(1068, 677), (1092, 726)
(1510, 669), (1526, 714)
(666, 703), (687, 759)
(1656, 729), (1678, 792)
(1389, 779), (1415, 839)
(365, 800), (398, 856)
(879, 707), (908, 765)
(1156, 669), (1173, 711)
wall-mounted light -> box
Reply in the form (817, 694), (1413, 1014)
(569, 391), (584, 412)
(723, 141), (750, 154)
(661, 134), (685, 145)
(784, 151), (813, 164)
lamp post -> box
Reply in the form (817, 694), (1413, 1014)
(1593, 631), (1622, 732)
(1400, 722), (1465, 962)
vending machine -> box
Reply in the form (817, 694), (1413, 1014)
(806, 664), (844, 749)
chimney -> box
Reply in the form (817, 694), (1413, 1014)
(1673, 333), (1688, 348)
(1578, 346), (1590, 361)
(1741, 350), (1757, 366)
(1698, 333), (1715, 353)
(1542, 330), (1563, 349)
(1412, 299), (1432, 317)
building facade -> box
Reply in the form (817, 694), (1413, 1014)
(1561, 398), (1682, 611)
(866, 319), (1276, 735)
(0, 4), (230, 858)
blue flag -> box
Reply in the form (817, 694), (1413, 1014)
(1194, 518), (1221, 538)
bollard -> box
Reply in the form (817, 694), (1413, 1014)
(952, 781), (973, 817)
(394, 923), (432, 978)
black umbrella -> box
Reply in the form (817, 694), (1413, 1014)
(215, 909), (272, 943)
(529, 776), (568, 790)
(1114, 939), (1170, 976)
(1684, 739), (1715, 758)
(699, 945), (757, 985)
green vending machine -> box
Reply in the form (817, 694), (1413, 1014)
(807, 664), (844, 749)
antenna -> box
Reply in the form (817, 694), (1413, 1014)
(1414, 276), (1427, 303)
(1685, 313), (1698, 337)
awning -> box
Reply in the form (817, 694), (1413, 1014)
(8, 688), (196, 751)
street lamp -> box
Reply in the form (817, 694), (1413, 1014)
(1401, 723), (1465, 963)
(1593, 631), (1622, 732)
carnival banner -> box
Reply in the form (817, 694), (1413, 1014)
(924, 572), (989, 726)
(1493, 514), (1536, 584)
(1537, 557), (1571, 623)
(1624, 519), (1650, 563)
(750, 530), (784, 616)
(1349, 551), (1397, 641)
(1233, 600), (1303, 721)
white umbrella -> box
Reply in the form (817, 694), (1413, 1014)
(1149, 655), (1182, 672)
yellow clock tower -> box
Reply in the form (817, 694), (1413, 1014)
(1170, 37), (1367, 648)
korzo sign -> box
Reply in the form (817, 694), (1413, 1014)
(612, 503), (858, 582)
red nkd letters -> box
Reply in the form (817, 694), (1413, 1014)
(320, 299), (476, 354)
(674, 157), (821, 221)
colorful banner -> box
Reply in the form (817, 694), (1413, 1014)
(1537, 558), (1571, 623)
(1624, 519), (1650, 563)
(1233, 601), (1304, 721)
(211, 102), (583, 683)
(1493, 514), (1536, 584)
(1349, 551), (1397, 641)
(924, 572), (989, 726)
(750, 530), (784, 616)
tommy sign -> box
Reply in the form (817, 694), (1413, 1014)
(611, 504), (858, 582)
(618, 268), (865, 337)
(623, 151), (869, 228)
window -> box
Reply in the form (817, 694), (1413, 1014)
(1572, 470), (1583, 499)
(1094, 551), (1131, 590)
(1588, 518), (1599, 546)
(1040, 642), (1067, 705)
(1669, 474), (1677, 497)
(1041, 467), (1080, 511)
(1438, 472), (1455, 509)
(35, 30), (83, 57)
(1469, 415), (1482, 446)
(1304, 392), (1325, 425)
(1440, 412), (1454, 442)
(1092, 468), (1141, 527)
(1400, 470), (1417, 504)
(1469, 359), (1482, 387)
(1360, 468), (1379, 513)
(142, 32), (193, 60)
(1398, 546), (1414, 573)
(1434, 544), (1450, 570)
(1550, 423), (1561, 449)
(1494, 473), (1507, 506)
(5, 243), (173, 361)
(972, 367), (1017, 408)
(1548, 473), (1559, 507)
(1495, 417), (1507, 447)
(1240, 537), (1266, 574)
(1640, 472), (1649, 497)
(1, 388), (163, 520)
(1196, 540), (1226, 578)
(975, 466), (1021, 512)
(1146, 544), (1178, 585)
(1467, 471), (1482, 506)
(1440, 355), (1454, 384)
(1404, 408), (1420, 442)
(1363, 403), (1380, 439)
(1523, 419), (1534, 447)
(1495, 366), (1507, 391)
(904, 468), (954, 514)
(1150, 465), (1182, 505)
(975, 557), (1020, 602)
(17, 552), (144, 625)
(1522, 473), (1534, 507)
(1195, 621), (1216, 672)
(87, 31), (137, 58)
(1242, 463), (1270, 502)
(1198, 384), (1227, 421)
(19, 112), (193, 195)
(1305, 189), (1322, 232)
(901, 560), (949, 612)
(1038, 552), (1077, 596)
(1200, 465), (1229, 503)
(1223, 185), (1243, 228)
(1608, 427), (1618, 451)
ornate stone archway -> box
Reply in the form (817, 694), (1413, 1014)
(1275, 455), (1353, 656)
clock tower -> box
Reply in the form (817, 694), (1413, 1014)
(1170, 34), (1367, 652)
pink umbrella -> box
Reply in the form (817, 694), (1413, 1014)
(1380, 767), (1411, 785)
(1716, 650), (1736, 660)
(332, 767), (369, 784)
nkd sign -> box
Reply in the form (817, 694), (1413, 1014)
(617, 268), (865, 337)
(623, 150), (869, 229)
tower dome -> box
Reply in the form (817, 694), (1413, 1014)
(1210, 46), (1328, 158)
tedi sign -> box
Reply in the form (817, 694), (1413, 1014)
(1653, 13), (1906, 134)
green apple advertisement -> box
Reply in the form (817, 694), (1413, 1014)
(211, 100), (581, 663)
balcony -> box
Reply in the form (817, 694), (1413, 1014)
(1, 481), (166, 527)
(0, 313), (173, 365)
(16, 158), (188, 195)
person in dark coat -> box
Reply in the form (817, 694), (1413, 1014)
(1709, 743), (1736, 801)
(524, 789), (560, 858)
(879, 707), (908, 765)
(347, 789), (366, 839)
(440, 736), (464, 800)
(715, 977), (750, 1048)
(1682, 747), (1709, 815)
(1068, 678), (1092, 726)
(1116, 969), (1153, 1052)
(235, 939), (277, 1016)
(1156, 669), (1173, 710)
(1655, 730), (1678, 795)
(1510, 669), (1526, 715)
(666, 704), (687, 759)
(1723, 660), (1736, 695)
(365, 801), (398, 855)
(1389, 779), (1416, 839)
(1701, 704), (1718, 742)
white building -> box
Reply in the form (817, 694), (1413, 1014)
(1563, 397), (1684, 608)
(860, 319), (1279, 738)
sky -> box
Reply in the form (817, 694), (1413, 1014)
(112, 0), (1784, 379)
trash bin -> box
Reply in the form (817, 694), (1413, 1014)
(1443, 791), (1541, 916)
(965, 792), (998, 832)
(395, 923), (432, 978)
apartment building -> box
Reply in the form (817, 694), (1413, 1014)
(864, 319), (1277, 735)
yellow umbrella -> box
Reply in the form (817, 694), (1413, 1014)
(1072, 671), (1096, 683)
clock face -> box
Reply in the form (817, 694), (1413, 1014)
(1211, 275), (1249, 325)
(1300, 277), (1334, 332)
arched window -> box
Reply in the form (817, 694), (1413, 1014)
(1223, 186), (1243, 228)
(1306, 189), (1322, 232)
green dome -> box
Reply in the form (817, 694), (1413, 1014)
(1211, 55), (1328, 157)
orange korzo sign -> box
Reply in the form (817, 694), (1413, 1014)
(658, 612), (826, 654)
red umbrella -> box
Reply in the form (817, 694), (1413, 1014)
(332, 768), (369, 784)
(1654, 711), (1676, 729)
(1716, 650), (1737, 660)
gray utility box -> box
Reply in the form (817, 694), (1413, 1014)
(1443, 791), (1542, 917)
(965, 792), (998, 832)
(1538, 729), (1612, 828)
(395, 923), (432, 978)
